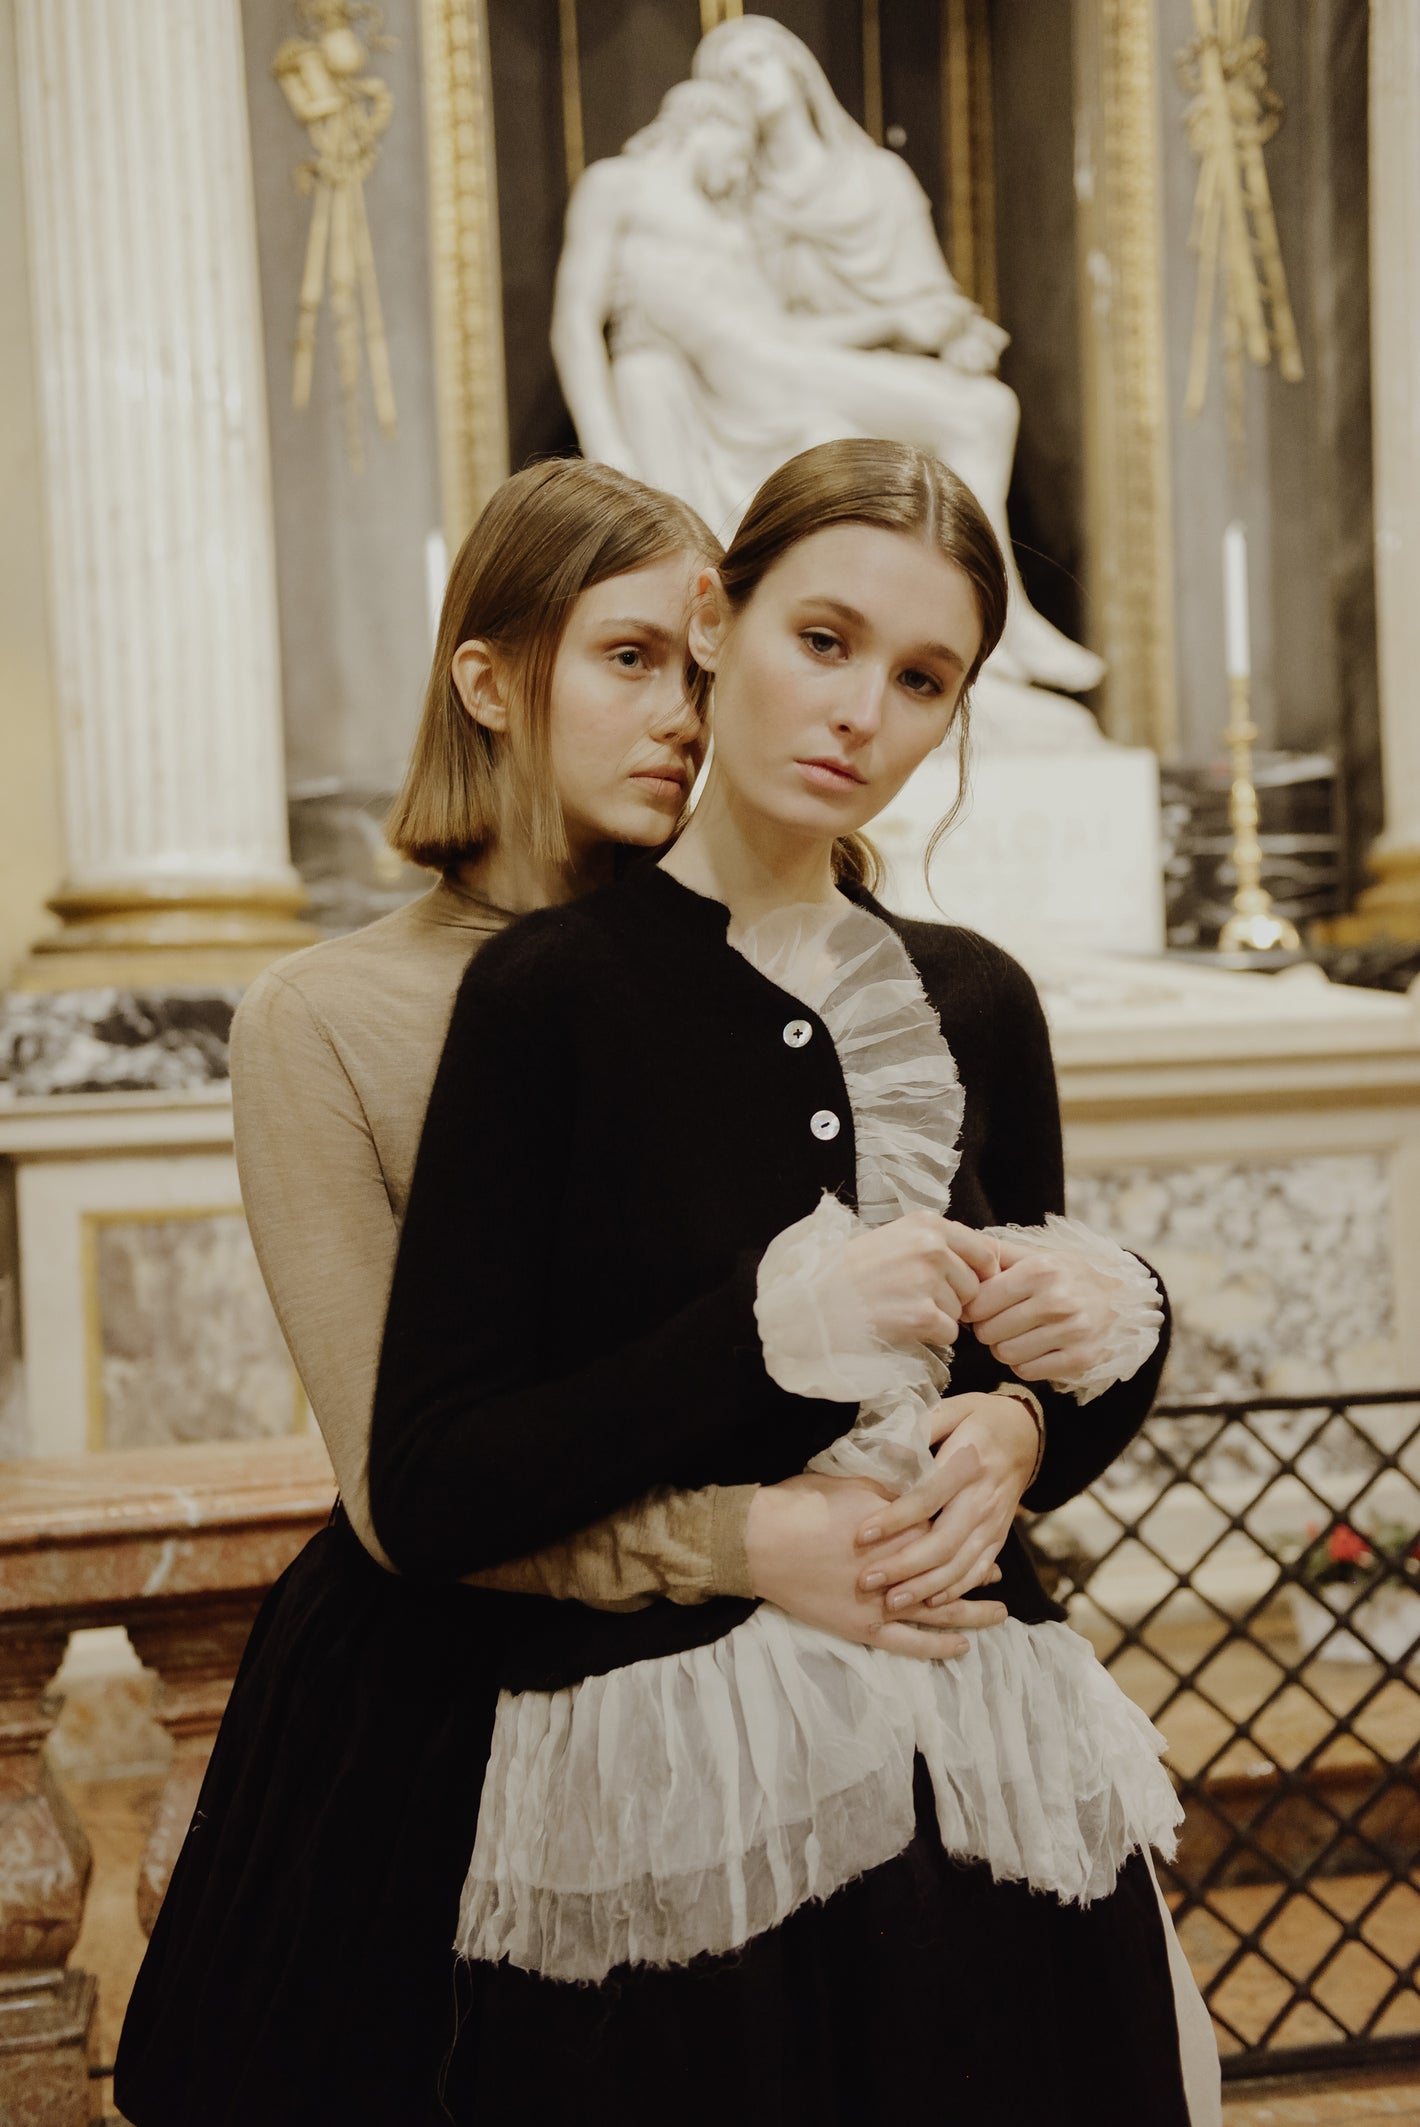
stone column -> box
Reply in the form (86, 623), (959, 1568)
(1328, 1), (1420, 941)
(0, 1622), (95, 2126)
(125, 1594), (266, 1935)
(12, 0), (314, 991)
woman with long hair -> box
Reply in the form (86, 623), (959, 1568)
(115, 458), (1040, 2125)
(370, 440), (1217, 2123)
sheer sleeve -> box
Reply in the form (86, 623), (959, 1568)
(973, 952), (1170, 1512)
(368, 926), (816, 1582)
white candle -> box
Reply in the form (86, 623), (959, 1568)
(1223, 520), (1251, 681)
(425, 527), (449, 652)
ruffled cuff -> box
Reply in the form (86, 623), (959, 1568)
(985, 1214), (1164, 1405)
(754, 1194), (920, 1403)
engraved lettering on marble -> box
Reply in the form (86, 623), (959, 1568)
(90, 1215), (298, 1449)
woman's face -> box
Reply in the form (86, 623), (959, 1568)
(691, 523), (981, 847)
(547, 552), (708, 859)
(712, 39), (800, 123)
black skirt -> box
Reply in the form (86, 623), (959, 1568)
(116, 1514), (1195, 2127)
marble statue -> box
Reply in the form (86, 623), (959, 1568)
(552, 16), (1105, 727)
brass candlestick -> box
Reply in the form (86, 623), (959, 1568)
(1217, 673), (1301, 952)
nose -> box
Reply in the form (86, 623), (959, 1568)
(649, 665), (705, 748)
(831, 673), (884, 743)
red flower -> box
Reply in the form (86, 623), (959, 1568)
(1327, 1524), (1372, 1566)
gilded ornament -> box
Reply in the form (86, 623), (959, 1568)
(273, 1), (398, 472)
(1175, 0), (1303, 435)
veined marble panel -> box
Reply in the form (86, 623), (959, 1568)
(90, 1212), (298, 1449)
(1069, 1153), (1396, 1401)
(0, 990), (238, 1099)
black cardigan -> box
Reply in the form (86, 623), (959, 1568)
(369, 862), (1169, 1692)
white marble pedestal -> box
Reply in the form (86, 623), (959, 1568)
(874, 744), (1165, 956)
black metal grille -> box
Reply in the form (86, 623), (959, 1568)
(1028, 1388), (1420, 2081)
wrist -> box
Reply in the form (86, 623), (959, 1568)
(991, 1382), (1046, 1489)
(711, 1483), (759, 1601)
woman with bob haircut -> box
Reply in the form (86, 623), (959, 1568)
(115, 457), (1042, 2125)
(369, 437), (1219, 2124)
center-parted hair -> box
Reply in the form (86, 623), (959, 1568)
(716, 439), (1009, 889)
(388, 459), (721, 872)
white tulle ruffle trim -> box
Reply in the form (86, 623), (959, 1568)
(987, 1213), (1165, 1404)
(459, 900), (1177, 1985)
(457, 1609), (1183, 1983)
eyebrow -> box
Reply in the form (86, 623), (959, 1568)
(803, 596), (966, 676)
(594, 617), (676, 646)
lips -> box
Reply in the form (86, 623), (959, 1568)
(632, 764), (688, 795)
(797, 757), (866, 788)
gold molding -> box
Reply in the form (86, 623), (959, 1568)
(14, 880), (317, 991)
(699, 0), (743, 32)
(1074, 0), (1179, 755)
(82, 1206), (307, 1451)
(941, 0), (997, 319)
(861, 0), (883, 146)
(558, 0), (585, 189)
(421, 0), (509, 552)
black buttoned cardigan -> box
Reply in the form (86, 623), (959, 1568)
(369, 861), (1169, 1694)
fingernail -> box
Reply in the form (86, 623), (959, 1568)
(859, 1525), (882, 1546)
(888, 1589), (911, 1610)
(861, 1570), (886, 1590)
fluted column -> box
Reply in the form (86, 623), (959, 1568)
(13, 0), (313, 990)
(1328, 1), (1420, 941)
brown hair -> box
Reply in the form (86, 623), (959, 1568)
(716, 439), (1008, 892)
(388, 459), (722, 871)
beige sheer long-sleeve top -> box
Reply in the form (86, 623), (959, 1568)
(230, 874), (755, 1607)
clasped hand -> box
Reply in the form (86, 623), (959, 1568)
(752, 1215), (1121, 1658)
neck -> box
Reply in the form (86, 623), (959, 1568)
(457, 833), (615, 916)
(660, 771), (840, 927)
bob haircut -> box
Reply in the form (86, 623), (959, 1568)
(388, 458), (721, 872)
(716, 438), (1009, 892)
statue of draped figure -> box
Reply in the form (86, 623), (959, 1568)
(552, 13), (1106, 718)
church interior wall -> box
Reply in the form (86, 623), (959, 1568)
(0, 0), (61, 989)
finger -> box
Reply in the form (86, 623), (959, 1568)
(943, 1225), (999, 1267)
(993, 1325), (1074, 1369)
(871, 1443), (984, 1540)
(855, 1521), (934, 1587)
(940, 1223), (999, 1279)
(929, 1543), (1004, 1603)
(891, 1596), (1007, 1630)
(883, 1533), (994, 1609)
(938, 1252), (983, 1310)
(926, 1393), (991, 1447)
(868, 1622), (972, 1662)
(876, 1492), (1000, 1597)
(961, 1261), (1037, 1324)
(970, 1295), (1061, 1347)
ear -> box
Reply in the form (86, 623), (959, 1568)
(686, 568), (730, 675)
(451, 640), (507, 732)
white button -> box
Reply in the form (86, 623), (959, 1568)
(810, 1109), (841, 1142)
(783, 1019), (813, 1049)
